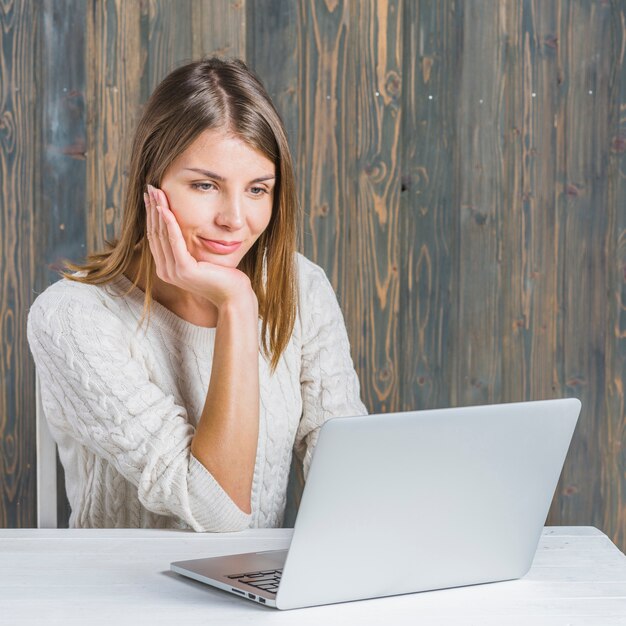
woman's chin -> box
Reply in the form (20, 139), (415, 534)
(194, 249), (243, 268)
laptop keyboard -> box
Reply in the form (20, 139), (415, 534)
(226, 568), (283, 594)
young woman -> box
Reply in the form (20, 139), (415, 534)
(27, 57), (367, 532)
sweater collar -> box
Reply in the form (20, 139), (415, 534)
(108, 273), (219, 350)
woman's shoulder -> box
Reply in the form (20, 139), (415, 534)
(28, 272), (133, 337)
(31, 272), (108, 311)
(294, 252), (332, 292)
(293, 252), (344, 327)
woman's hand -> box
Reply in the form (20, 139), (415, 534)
(145, 185), (256, 310)
(145, 184), (260, 513)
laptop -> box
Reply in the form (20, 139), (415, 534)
(171, 398), (581, 610)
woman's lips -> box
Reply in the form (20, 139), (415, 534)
(198, 237), (243, 254)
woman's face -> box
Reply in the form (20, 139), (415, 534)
(158, 127), (275, 268)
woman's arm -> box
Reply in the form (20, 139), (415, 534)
(192, 296), (260, 514)
(27, 294), (252, 532)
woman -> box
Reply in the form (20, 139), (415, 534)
(27, 57), (367, 532)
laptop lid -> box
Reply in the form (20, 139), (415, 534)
(275, 398), (580, 609)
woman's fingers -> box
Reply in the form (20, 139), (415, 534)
(145, 191), (166, 272)
(151, 189), (176, 275)
(148, 186), (197, 283)
(144, 184), (253, 306)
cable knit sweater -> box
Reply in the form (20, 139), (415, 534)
(27, 252), (367, 532)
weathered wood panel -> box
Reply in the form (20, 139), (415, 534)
(399, 0), (461, 412)
(508, 1), (561, 407)
(293, 0), (351, 286)
(604, 0), (626, 554)
(499, 1), (532, 406)
(0, 0), (40, 528)
(246, 0), (300, 160)
(454, 1), (504, 408)
(85, 0), (144, 252)
(40, 0), (90, 528)
(3, 0), (626, 555)
(549, 0), (614, 533)
(192, 0), (245, 61)
(144, 0), (194, 101)
(350, 0), (403, 413)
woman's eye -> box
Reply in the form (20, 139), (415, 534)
(191, 182), (215, 191)
(191, 183), (268, 195)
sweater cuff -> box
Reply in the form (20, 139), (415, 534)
(187, 454), (252, 532)
(302, 427), (321, 481)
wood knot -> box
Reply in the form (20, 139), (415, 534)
(364, 161), (387, 183)
(385, 71), (401, 98)
(566, 376), (586, 388)
(61, 139), (87, 159)
(544, 34), (558, 49)
(474, 211), (488, 226)
(611, 134), (626, 154)
(461, 204), (488, 226)
(376, 363), (393, 383)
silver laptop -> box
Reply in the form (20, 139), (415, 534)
(171, 398), (581, 610)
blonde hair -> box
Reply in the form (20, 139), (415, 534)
(61, 57), (299, 372)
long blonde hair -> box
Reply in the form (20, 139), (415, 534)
(61, 57), (299, 372)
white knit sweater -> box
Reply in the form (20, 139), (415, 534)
(27, 253), (367, 532)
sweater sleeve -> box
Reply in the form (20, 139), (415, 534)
(294, 259), (368, 479)
(27, 289), (251, 532)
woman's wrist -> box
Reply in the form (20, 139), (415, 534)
(217, 289), (259, 323)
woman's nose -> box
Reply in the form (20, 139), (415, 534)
(215, 195), (244, 229)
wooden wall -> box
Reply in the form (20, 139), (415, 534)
(1, 1), (625, 551)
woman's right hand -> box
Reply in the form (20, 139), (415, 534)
(145, 185), (257, 310)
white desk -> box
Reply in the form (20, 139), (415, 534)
(1, 526), (625, 625)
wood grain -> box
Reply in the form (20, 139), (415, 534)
(400, 0), (461, 412)
(350, 0), (403, 413)
(85, 0), (144, 253)
(144, 0), (193, 88)
(40, 0), (91, 527)
(294, 0), (350, 283)
(549, 0), (613, 533)
(3, 0), (626, 554)
(604, 0), (626, 554)
(454, 0), (504, 408)
(192, 0), (245, 60)
(0, 0), (39, 528)
(512, 1), (561, 407)
(499, 0), (530, 406)
(247, 0), (300, 159)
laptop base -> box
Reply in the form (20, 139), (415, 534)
(171, 549), (287, 607)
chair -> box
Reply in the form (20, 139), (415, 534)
(36, 373), (58, 528)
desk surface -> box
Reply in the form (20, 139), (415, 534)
(1, 526), (625, 625)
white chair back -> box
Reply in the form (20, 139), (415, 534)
(36, 373), (58, 528)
